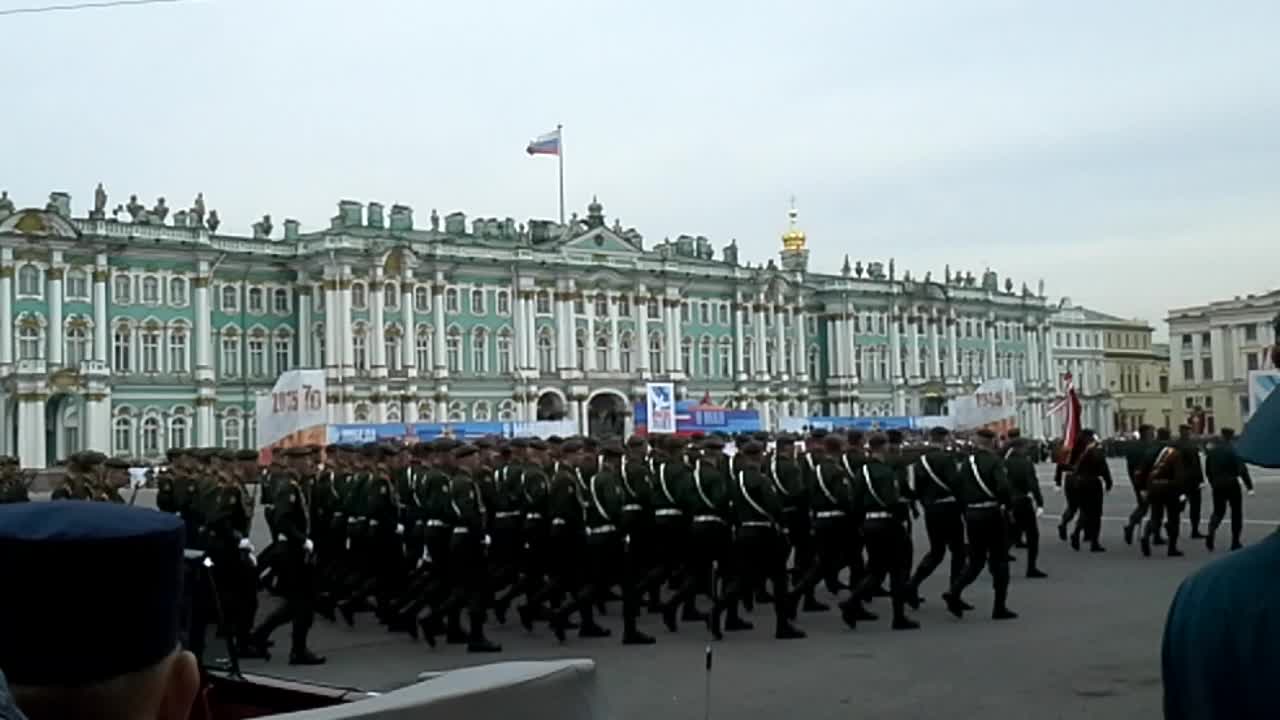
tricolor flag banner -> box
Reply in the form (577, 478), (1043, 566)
(526, 128), (562, 156)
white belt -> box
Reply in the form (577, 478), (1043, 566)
(347, 517), (357, 524)
(865, 511), (893, 520)
(929, 497), (956, 504)
(656, 508), (683, 517)
(425, 519), (446, 527)
(587, 524), (617, 535)
(526, 512), (543, 520)
(552, 518), (567, 526)
(816, 510), (846, 518)
(694, 515), (725, 524)
(741, 520), (773, 528)
(623, 504), (643, 512)
(495, 511), (522, 518)
(452, 526), (470, 534)
(967, 501), (998, 509)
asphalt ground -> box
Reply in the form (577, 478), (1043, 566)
(129, 460), (1280, 720)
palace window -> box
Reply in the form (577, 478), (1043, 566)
(497, 329), (513, 374)
(595, 333), (609, 370)
(648, 332), (664, 373)
(498, 400), (516, 422)
(221, 335), (240, 377)
(618, 296), (631, 318)
(168, 277), (187, 306)
(743, 338), (754, 376)
(66, 270), (89, 301)
(169, 327), (188, 374)
(142, 276), (160, 304)
(536, 291), (551, 314)
(447, 402), (465, 423)
(353, 325), (368, 372)
(446, 328), (462, 372)
(141, 327), (161, 373)
(620, 332), (634, 373)
(765, 340), (776, 376)
(416, 326), (432, 371)
(114, 275), (132, 303)
(169, 411), (189, 450)
(385, 331), (401, 372)
(273, 288), (290, 314)
(221, 285), (238, 312)
(246, 287), (264, 313)
(66, 325), (89, 367)
(354, 404), (370, 423)
(699, 337), (712, 377)
(113, 325), (132, 372)
(274, 333), (292, 373)
(472, 328), (489, 373)
(594, 294), (608, 317)
(414, 286), (431, 312)
(470, 289), (486, 315)
(113, 415), (132, 455)
(314, 327), (326, 367)
(718, 304), (729, 326)
(248, 335), (266, 376)
(537, 329), (554, 372)
(574, 296), (585, 314)
(473, 401), (492, 422)
(314, 286), (325, 311)
(699, 303), (710, 325)
(680, 303), (690, 323)
(445, 288), (460, 313)
(647, 299), (660, 320)
(384, 282), (398, 310)
(878, 347), (888, 380)
(17, 265), (41, 297)
(808, 345), (821, 380)
(142, 415), (161, 456)
(17, 324), (40, 360)
(718, 338), (732, 377)
(785, 340), (795, 375)
(681, 337), (693, 373)
(418, 401), (434, 422)
(386, 403), (401, 423)
(497, 291), (510, 315)
(575, 329), (587, 370)
(351, 282), (367, 310)
(222, 415), (242, 450)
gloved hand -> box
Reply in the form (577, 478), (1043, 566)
(248, 553), (258, 567)
(1035, 506), (1044, 518)
(1053, 485), (1061, 493)
(303, 538), (314, 554)
(238, 538), (253, 552)
(370, 519), (380, 528)
(276, 533), (287, 543)
(483, 533), (492, 546)
(395, 523), (405, 536)
(1249, 489), (1256, 496)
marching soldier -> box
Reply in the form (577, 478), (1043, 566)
(0, 457), (30, 504)
(1205, 427), (1254, 552)
(100, 457), (131, 503)
(1067, 430), (1112, 552)
(943, 429), (1017, 621)
(1176, 425), (1207, 539)
(206, 460), (262, 659)
(842, 433), (918, 631)
(907, 427), (968, 607)
(1140, 427), (1184, 557)
(1123, 425), (1159, 546)
(662, 436), (731, 633)
(1003, 430), (1047, 578)
(791, 434), (856, 614)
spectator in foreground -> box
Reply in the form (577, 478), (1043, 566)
(1162, 528), (1280, 719)
(0, 670), (28, 720)
(0, 501), (200, 720)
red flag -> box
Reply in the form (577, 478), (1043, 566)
(1054, 373), (1082, 464)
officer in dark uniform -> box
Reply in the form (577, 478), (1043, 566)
(713, 440), (805, 641)
(523, 438), (587, 631)
(662, 436), (731, 633)
(944, 428), (1017, 621)
(1205, 427), (1254, 552)
(1123, 425), (1159, 546)
(248, 446), (325, 665)
(0, 457), (29, 504)
(639, 436), (693, 621)
(1003, 430), (1047, 578)
(907, 426), (968, 607)
(791, 434), (858, 615)
(1067, 430), (1112, 552)
(766, 434), (810, 607)
(1139, 427), (1184, 557)
(205, 464), (262, 659)
(618, 436), (656, 610)
(489, 439), (528, 615)
(842, 433), (919, 630)
(1176, 424), (1207, 538)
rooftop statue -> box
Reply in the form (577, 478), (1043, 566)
(841, 255), (851, 277)
(944, 264), (951, 284)
(92, 183), (107, 219)
(1004, 277), (1013, 294)
(191, 193), (206, 225)
(0, 191), (13, 216)
(207, 210), (221, 233)
(152, 197), (169, 224)
(430, 208), (440, 232)
(252, 214), (273, 239)
(854, 260), (863, 278)
(1038, 279), (1045, 297)
(126, 194), (145, 222)
(888, 258), (895, 281)
(924, 271), (932, 283)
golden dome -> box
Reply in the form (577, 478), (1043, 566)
(782, 205), (806, 252)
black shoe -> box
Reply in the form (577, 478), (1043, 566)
(1190, 530), (1204, 539)
(802, 597), (830, 613)
(623, 630), (656, 645)
(1026, 568), (1048, 579)
(708, 605), (724, 641)
(958, 598), (976, 612)
(854, 605), (879, 621)
(1140, 537), (1152, 557)
(289, 649), (327, 666)
(1153, 535), (1166, 546)
(578, 623), (612, 639)
(467, 639), (502, 653)
(775, 623), (806, 640)
(550, 613), (568, 644)
(1070, 535), (1081, 552)
(992, 607), (1018, 621)
(725, 617), (754, 632)
(871, 585), (891, 598)
(838, 601), (859, 630)
(1057, 524), (1067, 541)
(238, 640), (270, 660)
(493, 600), (509, 625)
(1231, 541), (1244, 551)
(755, 591), (774, 604)
(1123, 524), (1134, 545)
(403, 615), (420, 641)
(446, 629), (468, 645)
(1206, 534), (1215, 552)
(942, 593), (966, 619)
(662, 604), (678, 633)
(1168, 548), (1185, 558)
(1090, 544), (1106, 553)
(892, 617), (920, 631)
(517, 605), (535, 632)
(681, 607), (708, 622)
(339, 602), (356, 628)
(1005, 554), (1018, 562)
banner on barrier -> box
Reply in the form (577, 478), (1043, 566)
(256, 369), (327, 462)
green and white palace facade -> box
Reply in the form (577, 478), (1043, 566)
(0, 189), (1056, 468)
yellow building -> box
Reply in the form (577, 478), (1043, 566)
(1096, 311), (1171, 434)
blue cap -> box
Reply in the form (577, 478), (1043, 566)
(0, 502), (186, 687)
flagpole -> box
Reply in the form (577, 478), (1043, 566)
(557, 123), (565, 225)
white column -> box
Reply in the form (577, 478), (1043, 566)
(794, 306), (808, 380)
(608, 295), (620, 372)
(85, 393), (111, 454)
(513, 291), (528, 371)
(93, 258), (110, 364)
(733, 298), (746, 380)
(889, 308), (902, 383)
(844, 314), (856, 380)
(0, 248), (12, 366)
(1210, 326), (1226, 381)
(369, 269), (387, 377)
(928, 314), (942, 380)
(636, 288), (650, 374)
(753, 297), (767, 379)
(525, 294), (538, 371)
(19, 397), (47, 469)
(986, 320), (998, 379)
(1024, 324), (1039, 383)
(1042, 323), (1056, 385)
(339, 272), (355, 377)
(946, 316), (959, 379)
(584, 299), (596, 372)
(47, 263), (64, 366)
(322, 278), (338, 375)
(1169, 334), (1183, 386)
(773, 302), (786, 379)
(298, 286), (313, 368)
(401, 280), (415, 373)
(433, 281), (447, 376)
(568, 395), (581, 433)
(825, 317), (838, 379)
(907, 314), (921, 379)
(671, 297), (685, 374)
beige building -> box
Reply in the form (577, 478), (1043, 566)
(1099, 316), (1171, 433)
(1167, 290), (1280, 434)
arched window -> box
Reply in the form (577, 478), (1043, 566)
(718, 338), (732, 377)
(169, 277), (188, 306)
(384, 282), (398, 310)
(743, 338), (754, 376)
(620, 332), (634, 374)
(648, 332), (663, 373)
(274, 330), (293, 373)
(647, 298), (660, 319)
(272, 287), (290, 313)
(446, 327), (462, 372)
(65, 324), (89, 367)
(535, 291), (551, 314)
(18, 265), (42, 296)
(66, 269), (89, 300)
(447, 401), (465, 422)
(473, 401), (491, 422)
(113, 323), (132, 373)
(445, 288), (460, 313)
(470, 288), (486, 315)
(496, 291), (510, 315)
(220, 284), (238, 311)
(414, 285), (431, 312)
(220, 331), (240, 377)
(113, 413), (133, 455)
(537, 328), (554, 372)
(386, 403), (401, 422)
(807, 345), (820, 380)
(699, 337), (713, 377)
(574, 329), (588, 370)
(247, 330), (267, 376)
(497, 329), (513, 374)
(418, 401), (434, 422)
(17, 324), (41, 360)
(352, 323), (368, 372)
(222, 414), (243, 450)
(594, 293), (608, 317)
(247, 286), (264, 313)
(877, 347), (888, 380)
(168, 324), (189, 374)
(169, 410), (189, 450)
(141, 323), (161, 373)
(415, 325), (432, 372)
(141, 276), (160, 304)
(354, 403), (370, 422)
(385, 327), (402, 372)
(114, 274), (132, 303)
(785, 339), (795, 375)
(681, 336), (693, 373)
(471, 328), (489, 373)
(497, 400), (517, 422)
(595, 332), (609, 370)
(351, 282), (367, 310)
(141, 415), (162, 456)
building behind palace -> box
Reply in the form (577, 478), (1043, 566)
(0, 187), (1062, 469)
(1167, 291), (1280, 433)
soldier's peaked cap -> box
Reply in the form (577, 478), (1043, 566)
(0, 502), (185, 687)
(976, 428), (997, 440)
(809, 428), (829, 439)
(929, 426), (951, 439)
(1006, 428), (1022, 439)
(886, 429), (904, 444)
(601, 439), (625, 456)
(867, 433), (889, 449)
(236, 449), (259, 461)
(625, 436), (648, 449)
(560, 438), (585, 453)
(701, 436), (726, 449)
(776, 433), (797, 445)
(740, 440), (766, 455)
(529, 439), (548, 451)
(453, 444), (479, 459)
(822, 435), (844, 452)
(104, 457), (132, 469)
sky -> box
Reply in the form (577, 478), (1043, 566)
(3, 0), (1278, 337)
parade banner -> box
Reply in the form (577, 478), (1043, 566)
(1247, 370), (1280, 421)
(645, 382), (677, 434)
(633, 397), (761, 436)
(949, 378), (1017, 432)
(327, 420), (578, 445)
(255, 369), (327, 462)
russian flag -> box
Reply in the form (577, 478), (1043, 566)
(526, 128), (561, 156)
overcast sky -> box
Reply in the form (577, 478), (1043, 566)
(5, 0), (1277, 336)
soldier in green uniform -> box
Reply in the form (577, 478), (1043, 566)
(1139, 427), (1184, 558)
(791, 434), (857, 615)
(53, 452), (99, 500)
(639, 436), (693, 622)
(0, 457), (29, 504)
(488, 439), (528, 618)
(907, 427), (968, 608)
(1176, 425), (1207, 539)
(1123, 425), (1159, 546)
(766, 434), (811, 606)
(206, 460), (262, 659)
(1205, 427), (1254, 552)
(527, 439), (589, 631)
(943, 428), (1017, 621)
(843, 433), (919, 631)
(1002, 430), (1047, 579)
(662, 436), (730, 633)
(155, 449), (183, 516)
(100, 458), (131, 503)
(714, 440), (805, 641)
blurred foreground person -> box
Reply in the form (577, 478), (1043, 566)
(0, 502), (200, 720)
(1163, 530), (1280, 720)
